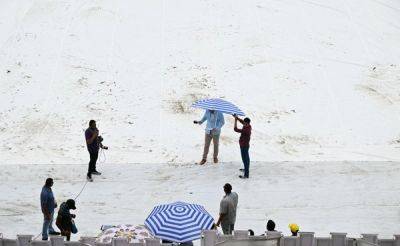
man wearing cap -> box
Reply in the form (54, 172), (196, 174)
(215, 183), (238, 235)
(56, 199), (77, 241)
(194, 109), (225, 165)
(40, 178), (60, 240)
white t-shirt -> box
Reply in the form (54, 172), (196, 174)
(219, 192), (238, 224)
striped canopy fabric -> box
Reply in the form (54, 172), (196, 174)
(144, 201), (214, 243)
(192, 98), (245, 116)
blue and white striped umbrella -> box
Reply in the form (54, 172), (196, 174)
(192, 98), (245, 116)
(144, 201), (214, 243)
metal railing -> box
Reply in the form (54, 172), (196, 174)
(0, 231), (399, 246)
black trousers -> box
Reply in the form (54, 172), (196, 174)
(87, 151), (98, 177)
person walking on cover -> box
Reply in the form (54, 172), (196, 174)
(85, 120), (108, 182)
(233, 115), (252, 179)
(40, 178), (60, 240)
(215, 183), (238, 235)
(194, 109), (225, 164)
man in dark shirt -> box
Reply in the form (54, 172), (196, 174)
(40, 178), (60, 240)
(56, 199), (77, 241)
(85, 120), (107, 182)
(233, 115), (252, 179)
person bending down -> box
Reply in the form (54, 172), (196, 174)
(56, 199), (77, 241)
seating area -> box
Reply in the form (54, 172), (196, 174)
(201, 231), (400, 246)
(1, 231), (399, 246)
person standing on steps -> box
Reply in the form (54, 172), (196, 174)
(194, 109), (225, 165)
(233, 115), (252, 179)
(215, 183), (238, 235)
(85, 120), (108, 182)
(40, 178), (60, 240)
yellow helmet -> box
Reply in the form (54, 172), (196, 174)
(289, 223), (299, 232)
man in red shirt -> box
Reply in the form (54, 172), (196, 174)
(233, 115), (252, 179)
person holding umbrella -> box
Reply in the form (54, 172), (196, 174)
(194, 109), (225, 165)
(192, 98), (245, 165)
(233, 114), (252, 179)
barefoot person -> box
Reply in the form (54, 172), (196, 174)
(194, 110), (225, 164)
(233, 115), (252, 179)
(85, 120), (108, 182)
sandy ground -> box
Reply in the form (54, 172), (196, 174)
(1, 1), (400, 164)
(1, 1), (400, 244)
(0, 161), (399, 241)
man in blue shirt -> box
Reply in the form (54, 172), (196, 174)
(194, 109), (225, 164)
(40, 178), (59, 240)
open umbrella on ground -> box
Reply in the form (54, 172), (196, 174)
(96, 224), (153, 244)
(192, 98), (245, 116)
(145, 201), (214, 243)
